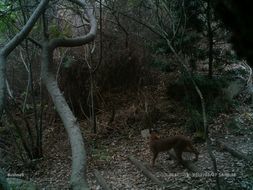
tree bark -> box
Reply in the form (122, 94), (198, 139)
(207, 0), (214, 79)
(41, 43), (89, 189)
(206, 138), (220, 190)
(40, 0), (97, 189)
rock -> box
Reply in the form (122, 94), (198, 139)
(141, 129), (150, 138)
(7, 178), (38, 190)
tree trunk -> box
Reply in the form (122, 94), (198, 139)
(207, 0), (214, 79)
(41, 43), (89, 189)
(39, 0), (97, 188)
(0, 55), (7, 117)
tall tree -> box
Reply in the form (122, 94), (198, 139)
(41, 0), (97, 188)
(0, 0), (97, 188)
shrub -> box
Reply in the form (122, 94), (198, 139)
(167, 73), (234, 132)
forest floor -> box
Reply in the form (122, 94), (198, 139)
(15, 71), (253, 189)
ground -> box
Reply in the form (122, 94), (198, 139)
(8, 72), (253, 189)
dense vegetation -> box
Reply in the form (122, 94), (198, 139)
(0, 0), (252, 189)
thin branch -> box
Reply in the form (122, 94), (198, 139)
(92, 0), (103, 73)
(49, 0), (97, 48)
(56, 48), (69, 81)
(1, 0), (49, 56)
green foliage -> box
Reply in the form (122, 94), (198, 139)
(174, 31), (200, 49)
(188, 74), (234, 114)
(208, 96), (232, 116)
(97, 48), (148, 90)
(0, 1), (18, 41)
(167, 73), (234, 132)
(225, 68), (248, 78)
(127, 0), (141, 8)
(150, 39), (170, 55)
(49, 21), (72, 38)
(184, 74), (228, 106)
(168, 74), (228, 100)
(184, 0), (204, 32)
(62, 56), (74, 68)
(49, 24), (62, 38)
(150, 58), (173, 72)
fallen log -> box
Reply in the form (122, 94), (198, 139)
(94, 169), (112, 190)
(128, 156), (164, 187)
(216, 140), (251, 161)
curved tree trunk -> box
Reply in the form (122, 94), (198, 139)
(40, 0), (97, 189)
(41, 43), (89, 189)
(0, 0), (96, 188)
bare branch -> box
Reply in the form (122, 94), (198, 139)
(1, 0), (49, 57)
(49, 0), (97, 48)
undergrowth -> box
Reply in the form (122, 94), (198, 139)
(167, 73), (236, 134)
